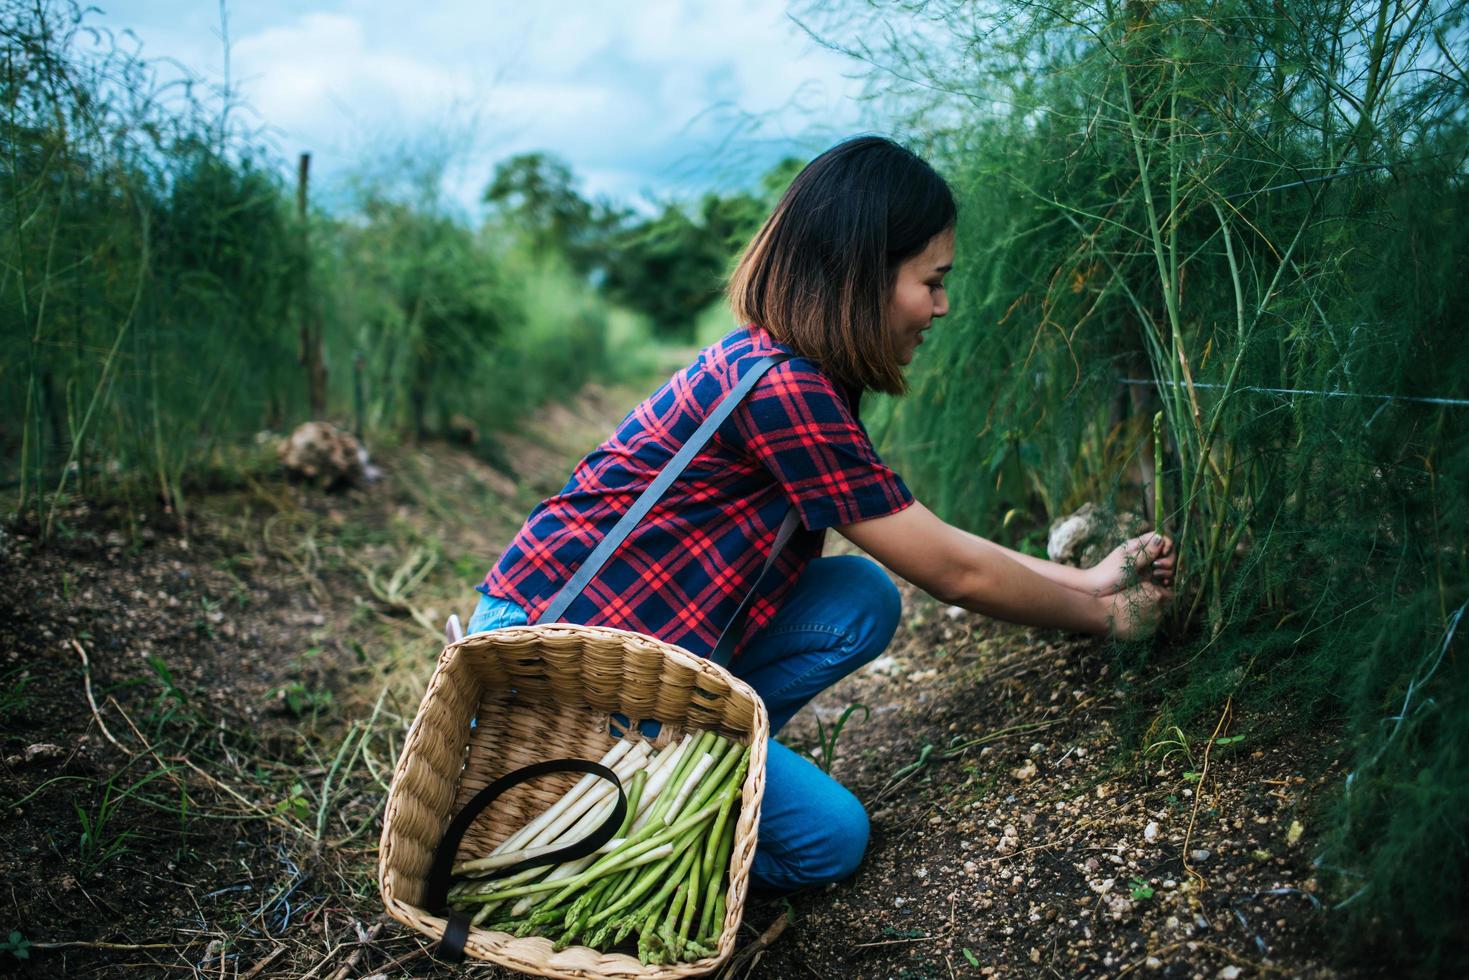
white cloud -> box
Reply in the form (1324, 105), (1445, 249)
(84, 0), (887, 210)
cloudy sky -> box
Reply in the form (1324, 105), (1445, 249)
(84, 0), (891, 214)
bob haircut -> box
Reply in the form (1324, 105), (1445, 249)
(728, 135), (956, 395)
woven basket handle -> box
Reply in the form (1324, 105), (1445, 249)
(424, 759), (626, 962)
(537, 353), (799, 667)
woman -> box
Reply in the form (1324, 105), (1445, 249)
(469, 135), (1173, 892)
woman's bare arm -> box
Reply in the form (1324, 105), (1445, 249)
(965, 525), (1174, 597)
(835, 502), (1171, 639)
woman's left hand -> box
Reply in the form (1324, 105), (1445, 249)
(1085, 534), (1175, 596)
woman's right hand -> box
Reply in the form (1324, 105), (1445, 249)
(1100, 577), (1173, 640)
(838, 501), (1176, 638)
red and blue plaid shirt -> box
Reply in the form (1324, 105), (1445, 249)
(480, 323), (914, 659)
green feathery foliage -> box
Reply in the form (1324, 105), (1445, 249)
(1, 1), (630, 524)
(834, 0), (1468, 969)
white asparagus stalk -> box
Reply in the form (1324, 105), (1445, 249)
(504, 775), (661, 911)
(505, 736), (694, 914)
(661, 752), (715, 824)
(628, 736), (696, 833)
(507, 837), (678, 916)
(617, 841), (673, 869)
(459, 839), (590, 872)
(639, 733), (690, 788)
(530, 793), (619, 858)
(520, 744), (649, 848)
(491, 739), (634, 855)
(455, 742), (649, 875)
(494, 741), (631, 854)
(453, 818), (626, 874)
(628, 736), (683, 812)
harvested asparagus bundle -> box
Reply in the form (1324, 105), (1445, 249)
(446, 731), (749, 965)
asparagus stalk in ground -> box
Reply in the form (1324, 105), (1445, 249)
(1153, 410), (1165, 533)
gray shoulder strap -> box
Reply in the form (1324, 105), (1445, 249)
(538, 353), (799, 667)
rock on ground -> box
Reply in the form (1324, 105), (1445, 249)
(1047, 502), (1150, 567)
(277, 421), (380, 488)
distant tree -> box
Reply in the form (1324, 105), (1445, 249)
(482, 152), (625, 275)
(600, 156), (806, 338)
(601, 201), (726, 338)
(481, 151), (807, 338)
(755, 155), (803, 203)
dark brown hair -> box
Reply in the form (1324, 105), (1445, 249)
(728, 135), (956, 395)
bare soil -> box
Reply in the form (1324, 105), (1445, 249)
(1, 373), (1360, 979)
(748, 579), (1355, 980)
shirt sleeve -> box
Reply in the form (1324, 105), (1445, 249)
(730, 358), (915, 530)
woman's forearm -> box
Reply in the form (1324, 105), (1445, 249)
(959, 529), (1097, 594)
(947, 541), (1107, 633)
(837, 501), (1111, 636)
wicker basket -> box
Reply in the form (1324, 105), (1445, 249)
(378, 622), (769, 978)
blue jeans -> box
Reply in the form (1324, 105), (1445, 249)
(467, 554), (901, 892)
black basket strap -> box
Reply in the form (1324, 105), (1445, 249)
(708, 507), (800, 667)
(425, 759), (625, 962)
(537, 354), (797, 654)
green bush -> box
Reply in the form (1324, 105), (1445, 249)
(1, 1), (641, 522)
(843, 0), (1468, 969)
(0, 3), (305, 520)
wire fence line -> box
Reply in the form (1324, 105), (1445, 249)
(1118, 378), (1469, 409)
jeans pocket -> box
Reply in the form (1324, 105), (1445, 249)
(467, 594), (530, 634)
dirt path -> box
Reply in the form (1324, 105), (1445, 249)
(1, 364), (1349, 979)
(753, 576), (1348, 979)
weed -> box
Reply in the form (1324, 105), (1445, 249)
(212, 556), (255, 607)
(73, 764), (176, 875)
(1128, 876), (1154, 901)
(810, 702), (869, 774)
(274, 782), (311, 823)
(272, 681), (332, 718)
(2, 2), (637, 523)
(842, 0), (1469, 964)
(962, 772), (997, 807)
(962, 947), (980, 967)
(194, 596), (222, 638)
(1, 930), (31, 961)
(0, 669), (33, 722)
(1144, 725), (1194, 770)
(145, 654), (196, 737)
(452, 553), (484, 580)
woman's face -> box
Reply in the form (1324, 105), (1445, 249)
(885, 228), (955, 366)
